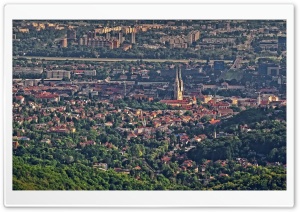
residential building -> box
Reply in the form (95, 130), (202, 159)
(46, 70), (71, 79)
(60, 38), (68, 48)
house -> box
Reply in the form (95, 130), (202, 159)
(114, 168), (130, 175)
(134, 166), (141, 170)
(50, 127), (70, 134)
(119, 75), (128, 80)
(95, 113), (105, 120)
(209, 119), (221, 125)
(198, 134), (207, 140)
(219, 173), (229, 177)
(215, 160), (227, 167)
(217, 108), (234, 116)
(18, 136), (30, 141)
(13, 140), (19, 149)
(40, 139), (51, 144)
(192, 136), (202, 143)
(122, 44), (132, 51)
(35, 92), (60, 102)
(80, 140), (96, 148)
(93, 162), (108, 170)
(259, 100), (269, 107)
(104, 122), (113, 127)
(161, 156), (171, 164)
(104, 142), (114, 149)
(15, 96), (25, 104)
(208, 100), (231, 110)
(127, 133), (137, 140)
(181, 160), (194, 168)
(131, 75), (138, 79)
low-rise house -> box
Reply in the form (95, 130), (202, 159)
(127, 133), (137, 140)
(161, 156), (171, 164)
(40, 139), (51, 144)
(80, 140), (96, 148)
(93, 162), (108, 170)
(104, 122), (113, 127)
(35, 92), (60, 102)
(15, 96), (25, 104)
(13, 140), (19, 149)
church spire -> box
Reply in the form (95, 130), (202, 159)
(179, 67), (182, 80)
(174, 66), (183, 100)
(257, 92), (261, 106)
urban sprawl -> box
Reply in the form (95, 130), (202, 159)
(12, 20), (287, 190)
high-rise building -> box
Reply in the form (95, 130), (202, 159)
(113, 40), (120, 48)
(187, 30), (200, 45)
(83, 35), (88, 45)
(60, 38), (68, 48)
(131, 32), (136, 44)
(106, 32), (111, 40)
(174, 68), (183, 100)
(87, 37), (115, 49)
(119, 32), (123, 44)
(78, 37), (83, 45)
(46, 70), (70, 79)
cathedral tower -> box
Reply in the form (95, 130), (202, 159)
(174, 67), (183, 100)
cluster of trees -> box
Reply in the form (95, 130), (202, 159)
(188, 124), (286, 164)
(14, 156), (185, 190)
(206, 165), (286, 190)
(189, 107), (286, 163)
(114, 98), (172, 110)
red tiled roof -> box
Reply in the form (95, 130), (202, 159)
(161, 156), (171, 163)
(35, 92), (59, 99)
(218, 109), (234, 114)
(209, 119), (221, 125)
(260, 100), (269, 105)
(36, 94), (59, 99)
(160, 100), (189, 103)
(15, 96), (24, 100)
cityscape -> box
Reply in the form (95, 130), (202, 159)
(12, 20), (286, 190)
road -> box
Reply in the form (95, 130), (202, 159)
(13, 56), (234, 63)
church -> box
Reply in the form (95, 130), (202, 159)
(160, 67), (196, 109)
(174, 68), (184, 100)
